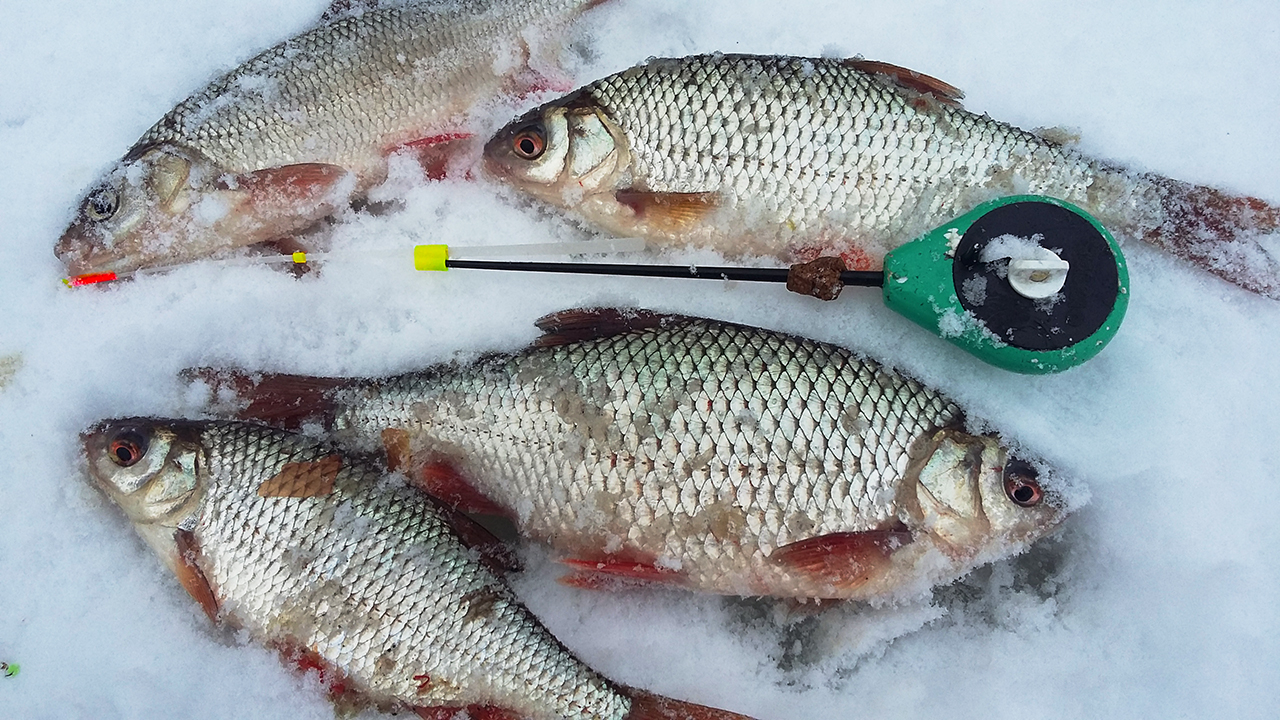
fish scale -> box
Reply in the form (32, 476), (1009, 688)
(87, 419), (645, 719)
(137, 0), (589, 175)
(57, 0), (603, 277)
(328, 316), (985, 597)
(493, 54), (1131, 259)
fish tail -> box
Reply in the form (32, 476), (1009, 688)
(182, 368), (347, 430)
(1143, 177), (1280, 298)
(624, 689), (758, 720)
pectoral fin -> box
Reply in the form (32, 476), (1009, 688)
(174, 529), (219, 623)
(771, 529), (912, 590)
(234, 163), (352, 204)
(614, 190), (720, 233)
(410, 459), (510, 518)
(558, 552), (684, 589)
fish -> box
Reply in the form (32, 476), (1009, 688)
(56, 0), (605, 279)
(483, 54), (1280, 299)
(195, 308), (1071, 601)
(82, 417), (754, 720)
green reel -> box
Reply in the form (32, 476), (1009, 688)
(882, 195), (1128, 374)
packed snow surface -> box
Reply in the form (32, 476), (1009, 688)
(2, 0), (1278, 718)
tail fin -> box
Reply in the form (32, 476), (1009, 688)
(182, 368), (348, 430)
(1145, 178), (1280, 298)
(624, 689), (757, 720)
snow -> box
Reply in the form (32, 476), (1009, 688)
(2, 0), (1279, 718)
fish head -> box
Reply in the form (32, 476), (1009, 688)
(56, 145), (204, 276)
(905, 428), (1065, 560)
(57, 144), (351, 277)
(83, 418), (207, 528)
(483, 98), (630, 208)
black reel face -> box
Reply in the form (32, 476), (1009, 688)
(952, 201), (1120, 351)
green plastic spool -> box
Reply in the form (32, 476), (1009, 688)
(882, 195), (1129, 374)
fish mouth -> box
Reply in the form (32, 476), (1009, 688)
(55, 225), (135, 277)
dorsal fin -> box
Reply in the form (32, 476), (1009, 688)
(533, 308), (685, 347)
(846, 59), (965, 107)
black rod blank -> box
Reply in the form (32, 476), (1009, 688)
(444, 259), (884, 287)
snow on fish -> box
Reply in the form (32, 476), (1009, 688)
(483, 54), (1280, 299)
(193, 309), (1074, 601)
(56, 0), (606, 278)
(82, 417), (754, 720)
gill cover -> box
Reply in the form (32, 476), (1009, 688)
(907, 429), (1060, 558)
(483, 103), (626, 201)
(55, 146), (198, 275)
(85, 418), (205, 527)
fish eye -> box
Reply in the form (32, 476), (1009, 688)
(85, 187), (120, 221)
(1003, 459), (1043, 507)
(108, 430), (149, 467)
(511, 126), (546, 160)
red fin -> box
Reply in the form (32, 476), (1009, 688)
(624, 688), (757, 720)
(439, 507), (522, 574)
(257, 454), (342, 498)
(846, 59), (965, 106)
(274, 639), (358, 707)
(183, 369), (348, 431)
(559, 552), (683, 589)
(533, 307), (680, 347)
(411, 460), (510, 517)
(771, 529), (913, 590)
(1146, 178), (1280, 299)
(414, 706), (521, 720)
(615, 190), (720, 232)
(382, 428), (412, 473)
(397, 133), (476, 181)
(213, 165), (348, 212)
(236, 162), (348, 197)
(174, 529), (219, 623)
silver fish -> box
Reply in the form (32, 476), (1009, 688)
(57, 0), (603, 278)
(202, 309), (1069, 600)
(484, 54), (1280, 298)
(83, 417), (752, 720)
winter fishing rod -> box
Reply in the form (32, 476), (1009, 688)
(413, 196), (1129, 374)
(64, 196), (1128, 374)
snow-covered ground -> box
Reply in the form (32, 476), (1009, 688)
(2, 0), (1278, 717)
